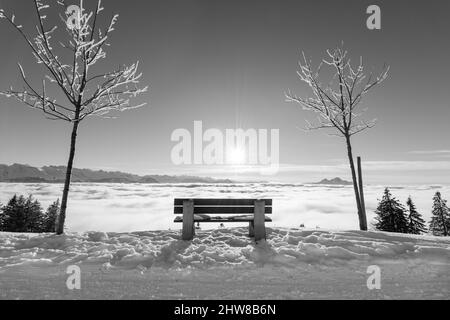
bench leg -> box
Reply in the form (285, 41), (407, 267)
(254, 199), (266, 242)
(249, 221), (254, 237)
(182, 199), (194, 240)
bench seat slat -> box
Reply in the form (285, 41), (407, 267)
(174, 198), (272, 206)
(174, 215), (272, 223)
(174, 206), (272, 214)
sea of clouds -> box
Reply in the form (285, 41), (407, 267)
(0, 183), (448, 232)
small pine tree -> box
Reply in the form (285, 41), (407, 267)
(3, 195), (23, 231)
(429, 192), (450, 236)
(2, 194), (45, 233)
(43, 199), (60, 233)
(374, 188), (408, 233)
(25, 196), (45, 232)
(406, 196), (427, 234)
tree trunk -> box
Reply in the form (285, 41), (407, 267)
(441, 208), (449, 236)
(357, 156), (367, 228)
(345, 135), (367, 231)
(56, 119), (80, 235)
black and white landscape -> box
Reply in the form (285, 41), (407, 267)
(0, 0), (449, 301)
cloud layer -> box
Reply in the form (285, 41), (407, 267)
(0, 183), (448, 232)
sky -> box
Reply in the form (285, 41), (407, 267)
(0, 0), (449, 184)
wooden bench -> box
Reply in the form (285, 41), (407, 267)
(174, 198), (272, 241)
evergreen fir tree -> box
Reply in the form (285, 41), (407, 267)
(25, 196), (45, 232)
(2, 194), (45, 233)
(2, 195), (24, 232)
(429, 192), (450, 236)
(406, 196), (427, 234)
(374, 188), (408, 233)
(43, 199), (60, 232)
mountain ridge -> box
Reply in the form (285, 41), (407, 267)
(0, 163), (233, 184)
(312, 177), (352, 185)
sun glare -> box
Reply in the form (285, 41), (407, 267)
(227, 147), (246, 165)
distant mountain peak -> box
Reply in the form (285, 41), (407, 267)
(313, 177), (352, 185)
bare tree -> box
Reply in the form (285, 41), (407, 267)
(285, 45), (389, 230)
(0, 0), (148, 234)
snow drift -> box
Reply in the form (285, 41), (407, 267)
(1, 228), (449, 270)
(1, 228), (449, 299)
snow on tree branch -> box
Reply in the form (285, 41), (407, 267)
(0, 0), (148, 123)
(285, 44), (389, 137)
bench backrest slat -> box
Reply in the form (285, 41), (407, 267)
(173, 198), (272, 215)
(174, 198), (272, 206)
(174, 206), (272, 214)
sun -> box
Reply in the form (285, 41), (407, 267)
(226, 147), (246, 165)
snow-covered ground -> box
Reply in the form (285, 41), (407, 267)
(0, 183), (448, 299)
(0, 182), (448, 232)
(0, 228), (449, 299)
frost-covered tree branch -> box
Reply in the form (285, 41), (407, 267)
(0, 0), (148, 123)
(285, 46), (389, 137)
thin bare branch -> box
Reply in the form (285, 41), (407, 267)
(0, 0), (147, 123)
(286, 44), (389, 139)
